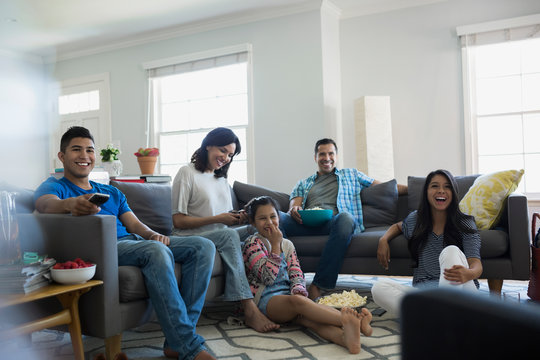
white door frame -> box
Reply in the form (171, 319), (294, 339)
(49, 73), (112, 171)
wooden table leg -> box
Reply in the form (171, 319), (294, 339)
(488, 278), (503, 295)
(57, 287), (91, 360)
(105, 334), (122, 360)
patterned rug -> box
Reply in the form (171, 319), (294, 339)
(1, 275), (532, 360)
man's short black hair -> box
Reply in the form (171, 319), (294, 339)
(314, 138), (338, 154)
(60, 126), (95, 153)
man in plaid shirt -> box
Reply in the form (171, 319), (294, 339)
(280, 138), (407, 299)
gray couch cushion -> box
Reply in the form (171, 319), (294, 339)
(479, 229), (509, 257)
(110, 181), (173, 235)
(350, 229), (411, 258)
(407, 174), (479, 214)
(233, 181), (290, 212)
(118, 253), (224, 302)
(361, 179), (398, 228)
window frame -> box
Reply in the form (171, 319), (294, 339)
(143, 44), (255, 184)
(458, 15), (540, 199)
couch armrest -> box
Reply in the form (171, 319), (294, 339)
(506, 192), (531, 280)
(17, 213), (121, 338)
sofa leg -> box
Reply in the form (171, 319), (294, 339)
(105, 334), (122, 360)
(488, 279), (503, 295)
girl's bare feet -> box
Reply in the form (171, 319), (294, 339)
(358, 307), (373, 337)
(243, 300), (280, 332)
(340, 307), (361, 354)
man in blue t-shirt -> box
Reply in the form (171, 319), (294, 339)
(34, 126), (217, 360)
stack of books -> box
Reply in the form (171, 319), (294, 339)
(111, 174), (172, 183)
(0, 257), (56, 294)
(51, 168), (110, 185)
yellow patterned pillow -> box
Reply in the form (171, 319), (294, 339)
(459, 169), (524, 230)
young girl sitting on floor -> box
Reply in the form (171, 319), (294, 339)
(242, 196), (372, 354)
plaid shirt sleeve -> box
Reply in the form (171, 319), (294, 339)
(335, 168), (374, 233)
(290, 179), (305, 200)
(290, 174), (317, 203)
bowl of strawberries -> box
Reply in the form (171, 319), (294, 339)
(51, 258), (96, 285)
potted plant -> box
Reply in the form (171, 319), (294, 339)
(134, 147), (159, 174)
(100, 144), (123, 177)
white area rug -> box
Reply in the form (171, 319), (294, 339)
(1, 275), (531, 360)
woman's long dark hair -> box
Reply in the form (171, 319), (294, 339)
(191, 127), (241, 178)
(408, 169), (477, 267)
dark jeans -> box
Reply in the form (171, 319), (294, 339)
(279, 211), (355, 289)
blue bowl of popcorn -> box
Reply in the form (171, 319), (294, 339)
(298, 208), (333, 226)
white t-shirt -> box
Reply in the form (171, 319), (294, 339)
(171, 163), (232, 235)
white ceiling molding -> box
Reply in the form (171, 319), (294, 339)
(0, 48), (43, 64)
(322, 0), (343, 18)
(36, 0), (450, 63)
(48, 1), (321, 63)
(339, 0), (447, 19)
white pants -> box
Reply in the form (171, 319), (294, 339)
(371, 245), (477, 316)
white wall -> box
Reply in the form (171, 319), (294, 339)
(0, 51), (50, 189)
(51, 11), (326, 193)
(340, 0), (540, 184)
(320, 3), (343, 157)
(21, 0), (540, 192)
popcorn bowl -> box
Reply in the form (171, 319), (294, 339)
(51, 264), (96, 285)
(298, 209), (333, 226)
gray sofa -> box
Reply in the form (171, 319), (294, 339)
(232, 176), (531, 282)
(3, 173), (530, 358)
(8, 181), (225, 359)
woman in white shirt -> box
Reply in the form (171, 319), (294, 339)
(171, 127), (279, 333)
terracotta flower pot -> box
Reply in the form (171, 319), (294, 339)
(137, 156), (157, 175)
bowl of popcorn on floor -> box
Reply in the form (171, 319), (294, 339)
(316, 290), (368, 310)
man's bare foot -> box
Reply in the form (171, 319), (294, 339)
(194, 350), (216, 360)
(341, 307), (361, 354)
(308, 284), (322, 300)
(163, 347), (178, 358)
(357, 308), (373, 337)
(243, 300), (280, 332)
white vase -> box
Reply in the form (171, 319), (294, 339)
(102, 160), (123, 177)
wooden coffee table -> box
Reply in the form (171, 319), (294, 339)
(0, 280), (103, 360)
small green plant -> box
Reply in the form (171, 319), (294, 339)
(100, 144), (120, 162)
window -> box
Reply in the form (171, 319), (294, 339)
(53, 73), (111, 171)
(144, 46), (252, 185)
(58, 90), (99, 115)
(459, 16), (540, 197)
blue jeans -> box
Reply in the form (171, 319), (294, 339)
(279, 211), (355, 289)
(198, 228), (253, 301)
(118, 234), (215, 360)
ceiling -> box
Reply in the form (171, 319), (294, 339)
(0, 0), (445, 58)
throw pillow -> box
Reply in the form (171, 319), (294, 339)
(232, 181), (290, 212)
(361, 179), (398, 228)
(459, 169), (524, 230)
(110, 180), (173, 235)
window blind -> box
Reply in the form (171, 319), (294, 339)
(457, 14), (540, 47)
